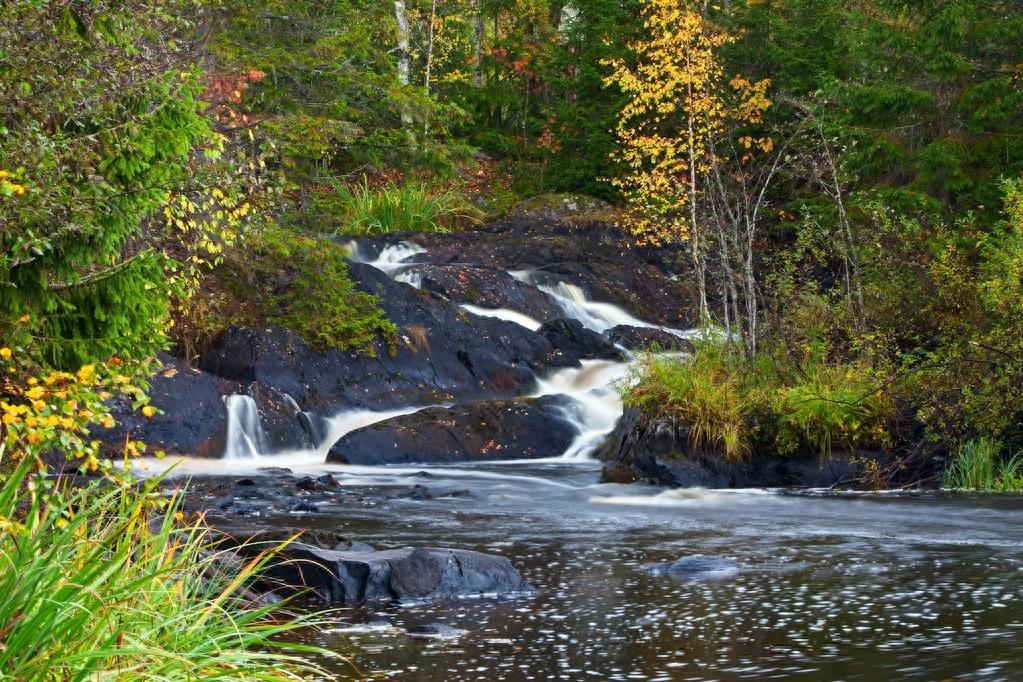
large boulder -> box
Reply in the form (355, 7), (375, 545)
(254, 544), (535, 604)
(327, 396), (578, 464)
(200, 261), (570, 412)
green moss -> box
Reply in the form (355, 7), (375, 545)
(219, 226), (396, 354)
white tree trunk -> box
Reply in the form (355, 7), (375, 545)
(394, 1), (411, 87)
(471, 0), (483, 88)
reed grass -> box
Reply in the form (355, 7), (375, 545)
(0, 449), (337, 681)
(943, 438), (1023, 492)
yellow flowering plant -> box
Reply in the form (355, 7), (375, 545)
(0, 349), (156, 481)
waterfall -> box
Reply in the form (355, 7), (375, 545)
(223, 395), (268, 459)
(394, 269), (424, 289)
(532, 360), (631, 460)
(348, 241), (427, 275)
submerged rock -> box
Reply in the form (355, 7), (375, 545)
(405, 623), (468, 639)
(327, 396), (578, 465)
(256, 545), (535, 604)
(642, 555), (741, 580)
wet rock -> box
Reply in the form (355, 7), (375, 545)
(327, 396), (579, 465)
(608, 325), (695, 354)
(286, 498), (318, 513)
(200, 272), (559, 413)
(397, 263), (559, 322)
(642, 555), (741, 580)
(254, 545), (535, 604)
(537, 318), (625, 364)
(596, 408), (897, 488)
(317, 473), (341, 489)
(95, 354), (241, 458)
(96, 355), (312, 459)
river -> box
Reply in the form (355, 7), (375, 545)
(141, 454), (1023, 680)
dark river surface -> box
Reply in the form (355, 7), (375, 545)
(217, 458), (1023, 681)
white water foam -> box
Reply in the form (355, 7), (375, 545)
(347, 240), (427, 275)
(532, 360), (631, 460)
(460, 304), (543, 331)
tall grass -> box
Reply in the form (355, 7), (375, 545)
(0, 451), (335, 680)
(330, 179), (478, 235)
(943, 438), (1023, 492)
(622, 343), (895, 462)
(623, 345), (756, 461)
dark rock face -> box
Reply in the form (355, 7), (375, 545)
(98, 355), (313, 458)
(96, 355), (239, 458)
(256, 544), (535, 604)
(608, 325), (695, 354)
(642, 555), (741, 580)
(328, 396), (578, 465)
(596, 408), (881, 488)
(371, 215), (698, 329)
(538, 318), (625, 364)
(200, 261), (569, 413)
(397, 263), (559, 322)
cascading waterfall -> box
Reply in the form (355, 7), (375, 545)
(223, 395), (268, 459)
(532, 360), (631, 459)
(352, 241), (427, 275)
(197, 242), (689, 466)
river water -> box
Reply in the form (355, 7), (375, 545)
(144, 453), (1023, 680)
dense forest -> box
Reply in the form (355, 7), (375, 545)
(2, 0), (1023, 678)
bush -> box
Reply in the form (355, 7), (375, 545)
(0, 452), (334, 680)
(774, 362), (894, 457)
(218, 226), (397, 353)
(327, 179), (479, 235)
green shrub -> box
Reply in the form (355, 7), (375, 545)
(327, 179), (479, 235)
(0, 451), (336, 680)
(220, 225), (397, 353)
(623, 344), (764, 461)
(773, 362), (894, 457)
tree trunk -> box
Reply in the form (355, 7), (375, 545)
(394, 1), (413, 132)
(471, 0), (484, 88)
(394, 1), (410, 87)
(425, 0), (438, 96)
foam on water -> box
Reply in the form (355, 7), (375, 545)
(459, 304), (543, 331)
(347, 240), (427, 275)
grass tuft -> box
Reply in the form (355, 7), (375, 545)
(0, 451), (339, 680)
(329, 178), (479, 235)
